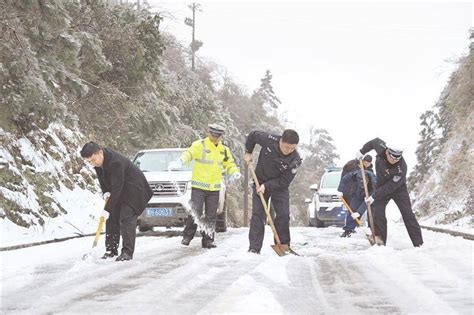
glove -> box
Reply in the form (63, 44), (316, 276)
(168, 159), (183, 171)
(229, 172), (242, 182)
(356, 151), (364, 160)
(365, 196), (374, 205)
(100, 210), (110, 220)
(351, 212), (360, 220)
(102, 192), (111, 200)
(337, 191), (344, 199)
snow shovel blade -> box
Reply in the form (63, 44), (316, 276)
(271, 244), (287, 256)
(82, 216), (106, 260)
(273, 244), (300, 256)
(366, 234), (376, 246)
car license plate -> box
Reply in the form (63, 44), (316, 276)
(146, 207), (173, 217)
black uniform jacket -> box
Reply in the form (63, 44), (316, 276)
(360, 138), (407, 200)
(95, 148), (153, 215)
(245, 131), (302, 191)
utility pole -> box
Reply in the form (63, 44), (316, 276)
(185, 3), (203, 71)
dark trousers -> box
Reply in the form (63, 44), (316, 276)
(105, 203), (138, 256)
(183, 188), (220, 242)
(372, 186), (423, 247)
(343, 195), (366, 231)
(249, 187), (290, 251)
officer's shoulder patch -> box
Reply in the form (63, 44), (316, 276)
(268, 134), (278, 141)
(393, 175), (401, 182)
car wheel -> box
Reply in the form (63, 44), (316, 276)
(138, 224), (152, 232)
(215, 193), (227, 233)
(315, 216), (325, 228)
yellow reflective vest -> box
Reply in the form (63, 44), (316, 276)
(181, 137), (239, 191)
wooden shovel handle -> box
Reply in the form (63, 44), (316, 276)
(248, 162), (282, 246)
(359, 160), (376, 237)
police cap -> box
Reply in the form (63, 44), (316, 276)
(208, 123), (225, 135)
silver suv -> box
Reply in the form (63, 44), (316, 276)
(132, 148), (227, 232)
(306, 167), (346, 227)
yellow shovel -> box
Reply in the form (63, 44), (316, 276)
(82, 198), (109, 260)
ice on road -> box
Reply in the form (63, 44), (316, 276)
(1, 225), (473, 314)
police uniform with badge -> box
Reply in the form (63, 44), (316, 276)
(359, 138), (423, 247)
(245, 130), (302, 253)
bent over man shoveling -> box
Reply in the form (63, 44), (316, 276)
(244, 129), (302, 254)
(81, 142), (153, 261)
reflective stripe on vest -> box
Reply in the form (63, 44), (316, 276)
(191, 180), (221, 190)
(195, 139), (214, 165)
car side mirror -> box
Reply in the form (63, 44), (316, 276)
(309, 184), (318, 192)
(304, 198), (312, 204)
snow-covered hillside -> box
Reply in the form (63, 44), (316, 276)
(410, 49), (473, 230)
(0, 123), (102, 247)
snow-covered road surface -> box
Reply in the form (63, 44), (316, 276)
(1, 225), (473, 314)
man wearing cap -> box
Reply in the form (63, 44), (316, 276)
(244, 129), (302, 254)
(337, 155), (376, 237)
(170, 123), (241, 248)
(356, 138), (423, 247)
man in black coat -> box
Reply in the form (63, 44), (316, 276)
(244, 129), (302, 254)
(357, 138), (423, 247)
(81, 142), (153, 261)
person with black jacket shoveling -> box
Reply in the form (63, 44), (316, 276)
(337, 157), (376, 238)
(81, 142), (153, 261)
(339, 155), (374, 216)
(244, 130), (302, 254)
(357, 138), (423, 247)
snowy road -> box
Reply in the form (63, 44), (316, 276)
(1, 225), (473, 314)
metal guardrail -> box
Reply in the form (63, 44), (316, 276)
(0, 230), (184, 252)
(420, 225), (474, 241)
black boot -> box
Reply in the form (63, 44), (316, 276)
(248, 248), (260, 254)
(115, 252), (133, 261)
(181, 238), (191, 246)
(202, 239), (217, 249)
(340, 230), (355, 238)
(101, 250), (118, 259)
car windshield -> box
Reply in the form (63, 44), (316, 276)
(133, 151), (193, 172)
(321, 172), (341, 189)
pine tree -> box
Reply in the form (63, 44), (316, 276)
(253, 70), (281, 118)
(409, 109), (441, 190)
(290, 127), (339, 225)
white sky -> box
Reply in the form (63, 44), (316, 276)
(149, 1), (472, 169)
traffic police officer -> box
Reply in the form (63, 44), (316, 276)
(170, 123), (241, 248)
(357, 138), (423, 247)
(244, 129), (302, 254)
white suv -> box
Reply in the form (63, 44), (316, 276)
(306, 167), (346, 227)
(132, 148), (227, 232)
